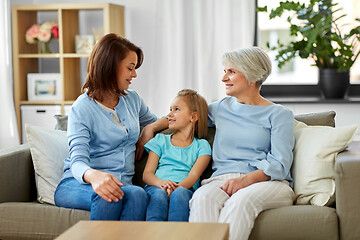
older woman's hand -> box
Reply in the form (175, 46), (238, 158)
(221, 170), (271, 196)
(220, 176), (252, 196)
(83, 169), (124, 202)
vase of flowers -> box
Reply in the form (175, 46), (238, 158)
(25, 22), (59, 54)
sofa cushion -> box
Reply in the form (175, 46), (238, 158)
(25, 124), (68, 205)
(0, 202), (89, 239)
(249, 205), (338, 240)
(292, 120), (358, 206)
(294, 111), (336, 127)
(0, 144), (35, 202)
(0, 203), (337, 240)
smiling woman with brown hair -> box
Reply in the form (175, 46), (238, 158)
(54, 33), (167, 221)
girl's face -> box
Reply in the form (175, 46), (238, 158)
(222, 63), (251, 98)
(116, 51), (138, 90)
(168, 97), (196, 131)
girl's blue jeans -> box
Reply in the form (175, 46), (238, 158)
(54, 177), (148, 221)
(145, 185), (194, 222)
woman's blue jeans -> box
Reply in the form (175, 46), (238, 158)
(54, 177), (148, 220)
(145, 185), (194, 222)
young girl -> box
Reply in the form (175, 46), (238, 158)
(142, 89), (211, 222)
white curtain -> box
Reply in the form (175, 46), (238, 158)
(0, 0), (19, 149)
(131, 0), (255, 116)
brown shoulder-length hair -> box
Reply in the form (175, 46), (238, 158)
(82, 33), (144, 101)
(177, 89), (208, 139)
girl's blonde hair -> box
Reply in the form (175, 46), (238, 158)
(176, 89), (208, 139)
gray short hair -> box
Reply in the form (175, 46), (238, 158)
(222, 47), (271, 86)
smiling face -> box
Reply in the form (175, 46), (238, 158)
(168, 97), (196, 131)
(116, 50), (138, 91)
(222, 63), (251, 98)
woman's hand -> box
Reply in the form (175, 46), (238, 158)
(83, 169), (124, 202)
(221, 170), (270, 196)
(220, 176), (252, 196)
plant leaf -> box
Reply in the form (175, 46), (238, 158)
(256, 6), (267, 12)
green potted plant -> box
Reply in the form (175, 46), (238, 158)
(257, 0), (360, 99)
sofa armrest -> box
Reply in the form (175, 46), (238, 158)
(335, 140), (360, 240)
(0, 144), (36, 203)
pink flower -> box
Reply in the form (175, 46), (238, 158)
(27, 24), (40, 38)
(25, 24), (40, 44)
(51, 26), (59, 38)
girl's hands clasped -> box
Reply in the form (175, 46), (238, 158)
(159, 179), (178, 196)
(83, 169), (124, 202)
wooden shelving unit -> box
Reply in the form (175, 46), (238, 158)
(12, 3), (124, 140)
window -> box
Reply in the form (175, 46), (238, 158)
(257, 0), (360, 86)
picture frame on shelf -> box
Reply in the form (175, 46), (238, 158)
(75, 35), (95, 54)
(27, 73), (62, 101)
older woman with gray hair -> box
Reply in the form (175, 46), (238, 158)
(189, 47), (295, 240)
